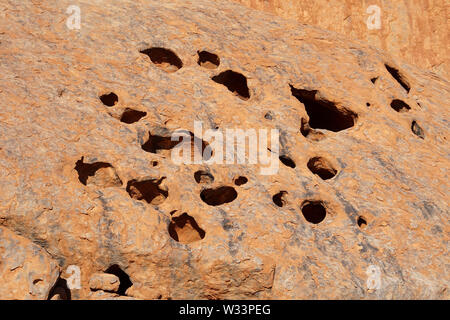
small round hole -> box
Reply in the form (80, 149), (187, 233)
(233, 176), (248, 186)
(272, 191), (288, 207)
(357, 216), (367, 229)
(301, 201), (326, 224)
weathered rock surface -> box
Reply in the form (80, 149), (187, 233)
(0, 0), (448, 299)
(0, 226), (59, 299)
(89, 273), (120, 292)
(231, 0), (449, 79)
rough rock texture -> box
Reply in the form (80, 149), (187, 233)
(0, 226), (59, 299)
(231, 0), (449, 79)
(0, 0), (449, 299)
(89, 273), (120, 292)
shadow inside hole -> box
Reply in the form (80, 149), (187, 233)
(47, 277), (71, 300)
(411, 120), (425, 139)
(307, 157), (337, 180)
(120, 108), (147, 124)
(74, 157), (122, 186)
(273, 191), (288, 207)
(390, 99), (411, 112)
(290, 86), (357, 132)
(197, 50), (220, 69)
(279, 155), (296, 168)
(105, 265), (133, 296)
(168, 212), (206, 243)
(385, 64), (410, 93)
(194, 170), (214, 184)
(126, 178), (168, 204)
(141, 131), (212, 161)
(301, 201), (326, 224)
(200, 186), (238, 206)
(357, 216), (367, 228)
(233, 176), (248, 186)
(99, 92), (118, 107)
(140, 47), (183, 72)
(212, 70), (250, 100)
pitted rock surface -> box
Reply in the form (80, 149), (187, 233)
(0, 0), (448, 299)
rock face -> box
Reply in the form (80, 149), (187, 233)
(0, 0), (449, 299)
(0, 227), (59, 299)
(231, 0), (449, 79)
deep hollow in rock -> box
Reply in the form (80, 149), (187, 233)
(194, 170), (214, 184)
(290, 86), (357, 132)
(307, 157), (337, 180)
(47, 277), (71, 300)
(126, 178), (168, 205)
(357, 216), (367, 229)
(390, 99), (411, 112)
(385, 64), (411, 93)
(212, 70), (250, 100)
(371, 77), (378, 84)
(301, 201), (327, 224)
(411, 121), (425, 139)
(197, 50), (220, 69)
(279, 155), (296, 168)
(168, 213), (206, 244)
(74, 157), (122, 187)
(99, 92), (118, 107)
(105, 265), (133, 296)
(233, 176), (248, 186)
(141, 132), (181, 153)
(141, 131), (212, 161)
(120, 108), (147, 124)
(140, 47), (183, 72)
(200, 186), (238, 206)
(273, 191), (288, 207)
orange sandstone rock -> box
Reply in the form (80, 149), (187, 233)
(0, 0), (448, 300)
(230, 0), (449, 79)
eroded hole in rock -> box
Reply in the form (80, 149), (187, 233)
(234, 176), (248, 186)
(357, 216), (367, 229)
(371, 77), (378, 84)
(75, 157), (122, 187)
(390, 99), (411, 112)
(385, 64), (410, 93)
(200, 186), (238, 206)
(290, 86), (357, 132)
(273, 191), (288, 207)
(279, 155), (296, 168)
(197, 50), (220, 69)
(140, 47), (183, 73)
(411, 121), (425, 139)
(126, 178), (168, 205)
(307, 157), (337, 180)
(105, 265), (133, 296)
(120, 108), (147, 124)
(48, 277), (71, 300)
(141, 131), (212, 161)
(194, 170), (214, 184)
(142, 133), (181, 153)
(212, 70), (250, 100)
(99, 92), (118, 107)
(264, 112), (273, 120)
(168, 212), (206, 244)
(301, 201), (326, 224)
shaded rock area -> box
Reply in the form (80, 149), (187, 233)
(0, 0), (448, 299)
(0, 227), (60, 299)
(230, 0), (449, 78)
